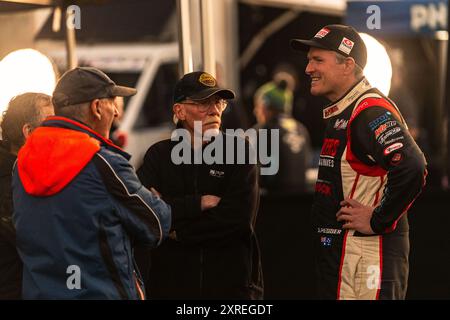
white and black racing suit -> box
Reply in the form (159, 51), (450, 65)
(313, 77), (427, 300)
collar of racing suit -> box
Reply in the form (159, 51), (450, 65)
(322, 77), (372, 119)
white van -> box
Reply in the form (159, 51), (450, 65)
(37, 41), (179, 168)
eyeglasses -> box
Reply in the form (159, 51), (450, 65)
(181, 98), (228, 112)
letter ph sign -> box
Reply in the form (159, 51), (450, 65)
(346, 0), (448, 36)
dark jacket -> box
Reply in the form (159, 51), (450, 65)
(256, 114), (312, 195)
(137, 133), (263, 299)
(12, 117), (171, 299)
(0, 141), (22, 299)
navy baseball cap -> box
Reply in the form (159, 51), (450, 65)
(173, 71), (235, 104)
(290, 24), (367, 69)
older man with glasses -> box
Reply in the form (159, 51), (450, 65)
(136, 71), (263, 299)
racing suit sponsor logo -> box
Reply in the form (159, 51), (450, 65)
(368, 112), (392, 130)
(209, 169), (225, 178)
(377, 127), (401, 144)
(324, 105), (339, 118)
(315, 180), (332, 196)
(317, 227), (342, 235)
(315, 27), (330, 38)
(374, 121), (397, 138)
(334, 119), (348, 130)
(383, 142), (403, 155)
(319, 158), (334, 167)
(321, 139), (340, 157)
(382, 136), (404, 146)
(321, 236), (332, 247)
(319, 139), (340, 168)
(345, 90), (360, 104)
(338, 37), (354, 54)
(390, 152), (403, 165)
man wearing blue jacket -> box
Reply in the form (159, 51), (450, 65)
(12, 67), (171, 299)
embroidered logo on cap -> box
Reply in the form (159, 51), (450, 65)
(199, 73), (216, 87)
(315, 28), (330, 39)
(338, 37), (354, 55)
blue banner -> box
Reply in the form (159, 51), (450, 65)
(346, 0), (448, 36)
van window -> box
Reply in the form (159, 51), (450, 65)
(134, 62), (178, 130)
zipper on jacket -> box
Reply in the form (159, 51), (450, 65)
(132, 255), (146, 300)
(192, 164), (203, 298)
(133, 270), (145, 300)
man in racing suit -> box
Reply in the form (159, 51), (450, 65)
(291, 24), (427, 299)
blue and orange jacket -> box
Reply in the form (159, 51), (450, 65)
(12, 116), (171, 299)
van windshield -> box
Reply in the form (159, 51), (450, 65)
(108, 62), (177, 129)
(107, 72), (139, 108)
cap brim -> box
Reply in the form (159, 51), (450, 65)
(189, 88), (236, 101)
(290, 39), (330, 52)
(111, 85), (137, 97)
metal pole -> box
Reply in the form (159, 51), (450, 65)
(65, 5), (78, 70)
(176, 0), (194, 76)
(441, 31), (450, 188)
(176, 0), (217, 77)
(200, 0), (216, 76)
(435, 31), (448, 188)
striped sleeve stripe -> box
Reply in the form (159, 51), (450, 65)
(94, 154), (163, 245)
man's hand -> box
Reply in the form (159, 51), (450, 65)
(336, 198), (376, 235)
(169, 230), (177, 241)
(201, 195), (221, 211)
(150, 187), (162, 199)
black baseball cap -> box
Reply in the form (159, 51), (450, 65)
(52, 67), (137, 108)
(290, 24), (367, 69)
(173, 71), (235, 104)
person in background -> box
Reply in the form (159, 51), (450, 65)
(253, 78), (312, 195)
(0, 92), (54, 299)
